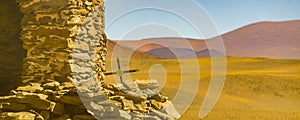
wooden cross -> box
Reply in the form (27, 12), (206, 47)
(104, 57), (139, 83)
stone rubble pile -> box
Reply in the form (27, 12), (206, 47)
(102, 79), (180, 119)
(0, 80), (95, 120)
(0, 79), (180, 120)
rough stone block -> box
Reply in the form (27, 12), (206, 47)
(0, 112), (36, 120)
(0, 93), (54, 110)
(51, 102), (65, 115)
(0, 102), (27, 112)
(53, 114), (71, 120)
(73, 115), (96, 120)
(16, 83), (43, 93)
(56, 95), (82, 106)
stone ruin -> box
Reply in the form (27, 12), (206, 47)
(0, 0), (180, 119)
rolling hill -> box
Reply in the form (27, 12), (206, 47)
(222, 20), (300, 59)
(114, 20), (300, 59)
(106, 40), (155, 59)
(145, 48), (222, 59)
(145, 47), (194, 58)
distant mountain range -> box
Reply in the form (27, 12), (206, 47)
(107, 40), (155, 59)
(111, 20), (300, 59)
(145, 48), (222, 58)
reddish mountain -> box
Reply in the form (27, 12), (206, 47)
(222, 20), (300, 59)
(116, 38), (206, 52)
(114, 20), (300, 59)
(145, 47), (195, 59)
(107, 40), (155, 59)
(145, 48), (222, 59)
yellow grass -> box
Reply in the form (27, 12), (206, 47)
(105, 57), (300, 119)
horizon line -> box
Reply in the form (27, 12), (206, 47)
(108, 19), (300, 41)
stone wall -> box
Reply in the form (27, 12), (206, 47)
(17, 0), (106, 84)
(0, 0), (25, 95)
(1, 0), (109, 119)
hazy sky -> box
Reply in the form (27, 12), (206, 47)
(104, 0), (300, 40)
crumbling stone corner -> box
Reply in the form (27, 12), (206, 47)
(16, 0), (107, 84)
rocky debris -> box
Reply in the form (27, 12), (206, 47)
(16, 83), (43, 93)
(132, 114), (161, 120)
(42, 81), (60, 90)
(73, 114), (96, 120)
(0, 78), (180, 120)
(55, 95), (83, 106)
(0, 112), (36, 120)
(52, 114), (71, 120)
(0, 102), (27, 112)
(0, 93), (53, 110)
(161, 102), (181, 119)
(0, 81), (88, 120)
(134, 79), (159, 89)
(51, 103), (65, 115)
(102, 79), (181, 119)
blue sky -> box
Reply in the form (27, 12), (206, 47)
(104, 0), (300, 40)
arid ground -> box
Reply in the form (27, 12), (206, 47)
(105, 57), (300, 120)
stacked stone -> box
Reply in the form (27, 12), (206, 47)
(17, 0), (106, 84)
(67, 0), (107, 85)
(101, 80), (181, 120)
(0, 80), (96, 120)
(0, 79), (180, 120)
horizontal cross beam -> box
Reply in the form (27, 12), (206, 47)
(104, 69), (140, 76)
